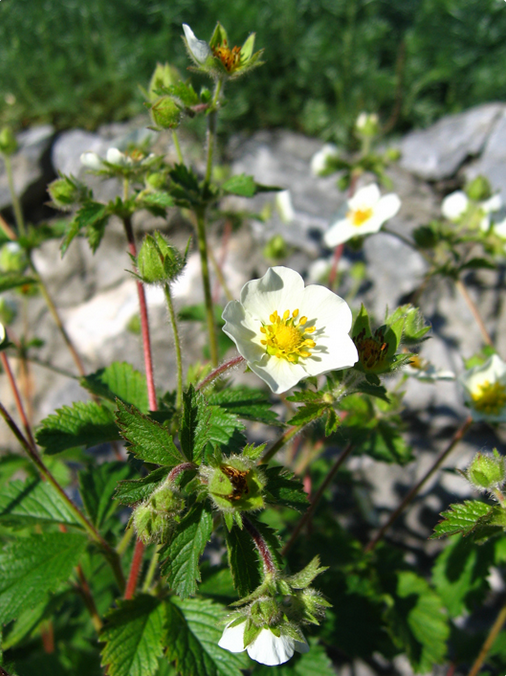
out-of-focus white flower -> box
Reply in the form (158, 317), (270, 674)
(218, 620), (309, 666)
(222, 266), (358, 394)
(80, 151), (104, 170)
(182, 23), (212, 64)
(441, 190), (502, 230)
(80, 148), (156, 171)
(324, 184), (400, 248)
(459, 354), (506, 423)
(491, 215), (506, 240)
(275, 190), (295, 223)
(355, 112), (379, 136)
(404, 354), (455, 383)
(310, 144), (339, 176)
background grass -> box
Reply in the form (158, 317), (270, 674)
(0, 0), (505, 142)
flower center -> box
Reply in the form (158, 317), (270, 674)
(471, 380), (506, 416)
(353, 328), (388, 371)
(260, 309), (316, 363)
(212, 40), (241, 72)
(348, 207), (373, 227)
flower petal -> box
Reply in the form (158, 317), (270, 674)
(80, 152), (103, 170)
(324, 217), (358, 248)
(182, 23), (212, 64)
(240, 267), (306, 322)
(376, 193), (401, 222)
(106, 147), (126, 166)
(442, 191), (468, 221)
(348, 184), (380, 211)
(222, 301), (266, 363)
(249, 355), (308, 394)
(218, 620), (247, 653)
(246, 629), (295, 666)
(294, 634), (310, 654)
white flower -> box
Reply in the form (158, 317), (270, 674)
(491, 215), (506, 239)
(355, 112), (379, 136)
(182, 23), (212, 64)
(275, 190), (295, 223)
(441, 190), (502, 230)
(459, 354), (506, 423)
(80, 151), (104, 170)
(218, 620), (309, 666)
(310, 143), (339, 176)
(80, 147), (156, 171)
(323, 184), (401, 248)
(222, 266), (358, 394)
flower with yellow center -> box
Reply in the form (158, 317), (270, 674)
(222, 266), (358, 393)
(324, 184), (401, 248)
(459, 354), (506, 423)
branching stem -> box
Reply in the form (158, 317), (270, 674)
(196, 355), (245, 391)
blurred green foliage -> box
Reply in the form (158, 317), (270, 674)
(0, 0), (505, 141)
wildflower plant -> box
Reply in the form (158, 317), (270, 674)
(0, 19), (506, 676)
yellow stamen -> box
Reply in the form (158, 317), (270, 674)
(471, 380), (506, 416)
(348, 207), (373, 227)
(212, 41), (242, 72)
(261, 308), (317, 363)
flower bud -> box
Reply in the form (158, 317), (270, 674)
(355, 112), (380, 138)
(145, 172), (167, 190)
(0, 242), (27, 273)
(263, 235), (288, 261)
(148, 62), (180, 101)
(137, 232), (185, 285)
(48, 176), (84, 209)
(0, 126), (18, 156)
(203, 457), (265, 513)
(465, 175), (492, 202)
(132, 482), (184, 544)
(467, 450), (505, 491)
(150, 96), (181, 130)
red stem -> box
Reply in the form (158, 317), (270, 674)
(243, 517), (276, 576)
(124, 540), (146, 600)
(196, 355), (245, 391)
(1, 351), (37, 451)
(328, 244), (344, 290)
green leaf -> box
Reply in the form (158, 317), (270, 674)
(159, 503), (213, 598)
(287, 403), (327, 427)
(165, 596), (247, 676)
(460, 257), (496, 271)
(207, 405), (246, 456)
(61, 201), (108, 255)
(264, 467), (308, 511)
(137, 191), (174, 209)
(432, 535), (494, 618)
(0, 532), (87, 625)
(167, 81), (200, 107)
(81, 362), (149, 412)
(225, 526), (261, 596)
(208, 387), (278, 425)
(0, 478), (82, 527)
(116, 401), (185, 466)
(0, 272), (36, 292)
(114, 467), (170, 506)
(36, 401), (119, 455)
(222, 174), (257, 197)
(101, 595), (165, 676)
(180, 386), (211, 464)
(386, 571), (449, 674)
(431, 500), (493, 539)
(251, 639), (334, 676)
(79, 461), (136, 529)
(285, 556), (327, 589)
(325, 408), (340, 436)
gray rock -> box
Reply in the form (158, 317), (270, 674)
(0, 124), (54, 211)
(399, 103), (504, 180)
(464, 108), (506, 201)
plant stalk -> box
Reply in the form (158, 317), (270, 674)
(456, 278), (494, 348)
(195, 208), (219, 366)
(163, 283), (183, 410)
(260, 425), (300, 465)
(196, 355), (245, 391)
(467, 598), (506, 676)
(243, 516), (276, 576)
(4, 154), (25, 237)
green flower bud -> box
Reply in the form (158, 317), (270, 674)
(148, 62), (180, 101)
(385, 148), (401, 162)
(263, 235), (288, 261)
(137, 232), (185, 284)
(132, 482), (184, 544)
(146, 172), (167, 190)
(467, 450), (505, 491)
(150, 96), (181, 130)
(465, 176), (492, 202)
(251, 597), (280, 626)
(0, 127), (18, 156)
(48, 176), (85, 209)
(355, 112), (380, 138)
(204, 456), (265, 513)
(0, 242), (27, 273)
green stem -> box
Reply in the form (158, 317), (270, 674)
(4, 154), (25, 237)
(204, 79), (223, 185)
(208, 245), (233, 302)
(142, 547), (160, 593)
(260, 425), (300, 465)
(467, 599), (506, 676)
(172, 131), (184, 165)
(0, 402), (125, 592)
(455, 278), (494, 348)
(196, 208), (219, 366)
(163, 283), (184, 410)
(117, 525), (135, 556)
(196, 355), (245, 391)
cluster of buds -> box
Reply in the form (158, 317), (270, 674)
(464, 449), (506, 508)
(219, 557), (330, 666)
(47, 174), (90, 211)
(131, 478), (185, 544)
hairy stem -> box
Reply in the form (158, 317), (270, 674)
(204, 79), (223, 185)
(364, 416), (473, 553)
(196, 355), (245, 391)
(260, 425), (300, 465)
(243, 517), (276, 576)
(142, 547), (160, 593)
(467, 598), (506, 676)
(456, 278), (494, 348)
(163, 284), (184, 410)
(124, 540), (145, 600)
(196, 208), (219, 366)
(4, 154), (25, 237)
(1, 351), (36, 450)
(76, 563), (103, 632)
(172, 130), (184, 164)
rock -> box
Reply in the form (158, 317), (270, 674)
(465, 107), (506, 201)
(399, 103), (504, 180)
(0, 124), (55, 212)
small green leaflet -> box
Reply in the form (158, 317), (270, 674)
(61, 201), (108, 255)
(79, 461), (136, 529)
(165, 597), (248, 676)
(221, 174), (281, 197)
(431, 500), (493, 539)
(225, 526), (261, 596)
(101, 595), (165, 676)
(81, 362), (149, 412)
(36, 401), (119, 455)
(137, 191), (174, 209)
(208, 387), (278, 426)
(116, 401), (184, 466)
(0, 272), (36, 292)
(159, 503), (213, 598)
(251, 639), (334, 676)
(114, 467), (170, 506)
(0, 532), (87, 625)
(180, 386), (210, 464)
(0, 478), (81, 527)
(287, 403), (327, 428)
(264, 467), (308, 511)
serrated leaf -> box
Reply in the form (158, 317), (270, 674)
(325, 408), (340, 436)
(287, 403), (328, 427)
(208, 387), (278, 425)
(431, 500), (493, 539)
(264, 467), (309, 511)
(138, 191), (175, 209)
(114, 467), (170, 506)
(79, 461), (136, 529)
(207, 405), (246, 456)
(0, 532), (87, 625)
(0, 478), (81, 527)
(165, 596), (247, 676)
(116, 401), (184, 466)
(286, 390), (322, 403)
(387, 571), (449, 674)
(285, 556), (327, 589)
(36, 401), (119, 455)
(61, 201), (108, 255)
(159, 503), (213, 598)
(180, 386), (210, 464)
(432, 535), (494, 618)
(251, 639), (334, 676)
(168, 81), (200, 107)
(101, 595), (165, 676)
(222, 174), (257, 197)
(81, 362), (149, 412)
(225, 526), (261, 596)
(0, 272), (36, 292)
